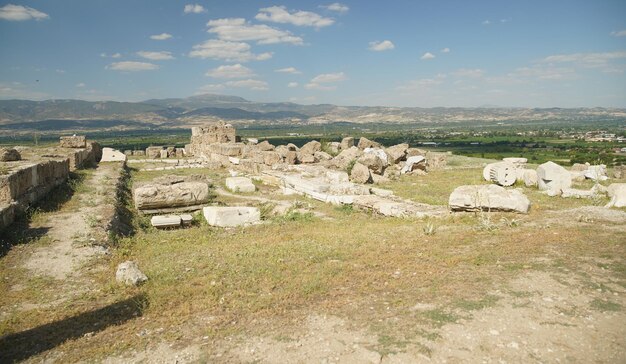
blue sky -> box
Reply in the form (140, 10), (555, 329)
(1, 0), (625, 107)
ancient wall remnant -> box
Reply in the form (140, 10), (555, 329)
(60, 135), (87, 148)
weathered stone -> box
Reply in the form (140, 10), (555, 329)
(116, 261), (148, 286)
(363, 148), (389, 166)
(522, 169), (538, 187)
(257, 140), (275, 151)
(584, 165), (608, 181)
(325, 170), (350, 184)
(357, 137), (380, 150)
(180, 214), (193, 226)
(425, 152), (448, 171)
(314, 151), (333, 161)
(483, 162), (517, 187)
(350, 162), (372, 184)
(449, 185), (531, 213)
(358, 154), (385, 175)
(503, 157), (527, 167)
(333, 146), (362, 169)
(606, 183), (626, 208)
(299, 153), (316, 164)
(247, 138), (259, 145)
(263, 151), (283, 166)
(401, 156), (426, 174)
(613, 165), (625, 179)
(385, 143), (408, 164)
(0, 148), (21, 162)
(146, 146), (163, 159)
(59, 135), (86, 148)
(101, 147), (127, 162)
(160, 149), (169, 159)
(406, 148), (427, 157)
(340, 137), (354, 150)
(133, 181), (210, 210)
(562, 186), (603, 199)
(286, 143), (298, 151)
(285, 151), (298, 165)
(327, 142), (341, 154)
(537, 161), (572, 195)
(571, 163), (590, 172)
(151, 215), (182, 228)
(300, 140), (322, 155)
(570, 171), (586, 182)
(371, 173), (390, 184)
(203, 206), (260, 227)
(225, 177), (256, 193)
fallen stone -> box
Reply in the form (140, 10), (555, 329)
(425, 152), (448, 170)
(300, 140), (322, 155)
(333, 146), (362, 169)
(285, 151), (298, 165)
(124, 150), (133, 156)
(286, 143), (298, 151)
(151, 215), (182, 228)
(503, 157), (527, 167)
(263, 151), (283, 166)
(606, 183), (626, 208)
(401, 156), (426, 174)
(351, 162), (373, 184)
(247, 138), (259, 145)
(406, 148), (427, 157)
(522, 169), (538, 187)
(449, 184), (531, 213)
(571, 163), (590, 172)
(357, 137), (381, 150)
(537, 161), (572, 195)
(483, 162), (517, 186)
(584, 165), (608, 181)
(325, 170), (349, 184)
(0, 148), (21, 162)
(358, 153), (385, 175)
(327, 142), (341, 154)
(340, 137), (354, 150)
(116, 261), (148, 286)
(132, 150), (145, 156)
(133, 181), (211, 210)
(180, 214), (193, 226)
(146, 146), (163, 159)
(314, 151), (333, 161)
(160, 149), (169, 159)
(385, 143), (409, 164)
(370, 187), (394, 197)
(59, 135), (86, 148)
(562, 187), (602, 199)
(257, 140), (275, 151)
(371, 173), (391, 184)
(570, 171), (586, 182)
(203, 206), (260, 227)
(225, 177), (256, 193)
(299, 153), (316, 164)
(101, 147), (127, 162)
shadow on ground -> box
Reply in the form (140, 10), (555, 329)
(0, 294), (148, 363)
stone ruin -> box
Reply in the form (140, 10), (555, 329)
(132, 175), (213, 214)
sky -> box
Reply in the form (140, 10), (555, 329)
(0, 0), (625, 108)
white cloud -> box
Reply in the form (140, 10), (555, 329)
(288, 82), (299, 88)
(321, 3), (349, 13)
(111, 53), (122, 59)
(421, 52), (435, 60)
(184, 4), (206, 14)
(305, 72), (346, 90)
(206, 64), (255, 78)
(150, 33), (172, 40)
(0, 82), (49, 100)
(275, 67), (301, 74)
(207, 18), (304, 45)
(106, 61), (159, 71)
(197, 84), (226, 93)
(189, 39), (273, 62)
(101, 52), (122, 58)
(441, 47), (450, 53)
(611, 30), (626, 37)
(512, 66), (576, 80)
(540, 51), (626, 73)
(55, 69), (66, 74)
(136, 51), (175, 60)
(452, 68), (485, 78)
(368, 40), (395, 52)
(0, 4), (49, 21)
(255, 6), (334, 28)
(482, 20), (491, 25)
(226, 79), (269, 90)
(76, 83), (86, 88)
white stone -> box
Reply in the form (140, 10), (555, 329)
(150, 215), (182, 228)
(606, 183), (626, 208)
(363, 148), (389, 165)
(180, 214), (193, 225)
(225, 177), (256, 193)
(101, 147), (127, 162)
(522, 169), (538, 187)
(228, 157), (240, 165)
(401, 156), (426, 174)
(584, 165), (608, 181)
(370, 187), (394, 197)
(449, 184), (531, 213)
(116, 261), (148, 286)
(485, 162), (517, 186)
(160, 149), (169, 159)
(203, 206), (260, 227)
(247, 138), (259, 145)
(537, 161), (572, 195)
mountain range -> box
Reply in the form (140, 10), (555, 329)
(1, 94), (625, 131)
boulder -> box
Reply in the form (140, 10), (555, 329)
(584, 165), (608, 181)
(101, 147), (127, 162)
(203, 206), (261, 227)
(247, 138), (259, 145)
(116, 261), (148, 286)
(425, 152), (448, 170)
(151, 215), (182, 228)
(340, 137), (354, 150)
(333, 146), (362, 169)
(314, 151), (333, 161)
(298, 153), (316, 164)
(449, 185), (531, 213)
(522, 169), (538, 187)
(257, 140), (275, 151)
(133, 181), (210, 210)
(327, 142), (341, 154)
(225, 177), (256, 193)
(286, 143), (299, 151)
(401, 156), (426, 174)
(606, 183), (626, 208)
(570, 171), (586, 182)
(537, 161), (571, 195)
(285, 151), (298, 165)
(263, 151), (282, 166)
(385, 143), (409, 164)
(406, 148), (427, 157)
(371, 173), (391, 184)
(59, 135), (86, 148)
(357, 137), (381, 150)
(132, 150), (145, 156)
(0, 148), (21, 162)
(146, 146), (163, 159)
(350, 162), (372, 184)
(175, 148), (185, 158)
(357, 153), (385, 175)
(325, 170), (350, 184)
(571, 163), (590, 172)
(300, 140), (322, 155)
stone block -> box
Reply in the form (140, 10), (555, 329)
(60, 135), (86, 148)
(226, 177), (256, 193)
(203, 206), (260, 227)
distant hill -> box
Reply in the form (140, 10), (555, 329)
(1, 93), (625, 131)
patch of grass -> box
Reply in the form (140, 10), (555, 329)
(454, 295), (500, 311)
(422, 222), (437, 236)
(334, 204), (354, 215)
(590, 299), (621, 312)
(421, 309), (459, 327)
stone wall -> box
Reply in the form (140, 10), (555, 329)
(188, 122), (237, 157)
(60, 135), (86, 148)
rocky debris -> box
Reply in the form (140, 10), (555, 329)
(483, 162), (517, 187)
(287, 143), (298, 151)
(449, 184), (531, 213)
(425, 151), (448, 170)
(613, 165), (625, 179)
(571, 163), (590, 172)
(101, 147), (127, 162)
(352, 195), (447, 218)
(116, 261), (148, 286)
(340, 137), (354, 150)
(326, 170), (350, 184)
(175, 148), (185, 158)
(262, 151), (282, 166)
(133, 178), (211, 211)
(0, 148), (21, 162)
(350, 162), (373, 184)
(606, 183), (626, 208)
(59, 135), (86, 148)
(385, 143), (408, 164)
(357, 137), (381, 150)
(371, 173), (390, 184)
(503, 157), (528, 168)
(537, 161), (572, 196)
(225, 177), (256, 193)
(333, 146), (362, 169)
(257, 140), (275, 151)
(562, 185), (604, 199)
(150, 215), (182, 228)
(298, 153), (316, 164)
(203, 206), (260, 227)
(401, 155), (426, 174)
(357, 153), (386, 175)
(522, 169), (538, 187)
(145, 146), (163, 159)
(327, 142), (341, 154)
(406, 148), (427, 157)
(247, 138), (259, 145)
(314, 151), (333, 161)
(285, 151), (298, 165)
(584, 165), (608, 181)
(300, 140), (322, 156)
